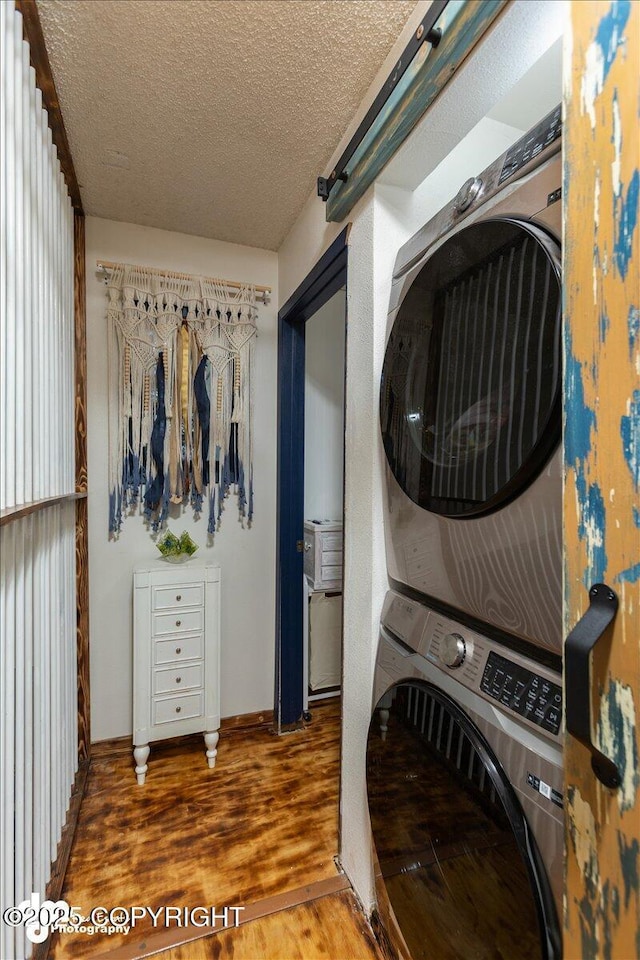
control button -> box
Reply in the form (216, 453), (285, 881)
(546, 708), (560, 728)
(554, 692), (562, 704)
(454, 177), (483, 214)
(440, 632), (466, 668)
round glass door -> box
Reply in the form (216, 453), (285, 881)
(380, 218), (561, 517)
(367, 681), (560, 960)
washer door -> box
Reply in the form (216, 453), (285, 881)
(380, 218), (561, 517)
(367, 681), (560, 960)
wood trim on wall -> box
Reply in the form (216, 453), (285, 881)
(75, 212), (90, 762)
(91, 709), (276, 760)
(15, 0), (83, 213)
(0, 492), (86, 527)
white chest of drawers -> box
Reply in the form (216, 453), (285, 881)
(132, 564), (220, 784)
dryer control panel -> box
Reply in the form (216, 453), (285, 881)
(481, 651), (562, 735)
(498, 105), (562, 185)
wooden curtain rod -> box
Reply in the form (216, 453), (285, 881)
(96, 260), (271, 304)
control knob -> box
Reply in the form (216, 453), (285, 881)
(440, 632), (466, 668)
(454, 177), (483, 214)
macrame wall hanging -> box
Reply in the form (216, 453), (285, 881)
(105, 263), (259, 538)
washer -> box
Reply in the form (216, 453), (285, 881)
(367, 590), (562, 960)
(380, 106), (563, 657)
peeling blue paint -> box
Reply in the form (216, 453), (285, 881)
(611, 884), (620, 922)
(614, 170), (639, 280)
(620, 389), (640, 487)
(600, 310), (611, 341)
(629, 305), (640, 356)
(595, 1), (631, 83)
(615, 561), (640, 584)
(601, 881), (612, 960)
(618, 833), (639, 911)
(601, 679), (640, 814)
(579, 893), (598, 960)
(565, 326), (596, 467)
(576, 475), (608, 584)
(633, 506), (640, 528)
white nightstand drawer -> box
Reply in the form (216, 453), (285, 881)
(154, 663), (203, 695)
(153, 609), (203, 636)
(321, 565), (342, 584)
(153, 691), (204, 725)
(153, 584), (204, 611)
(321, 550), (342, 566)
(322, 534), (343, 552)
(154, 634), (203, 665)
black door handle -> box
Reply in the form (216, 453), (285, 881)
(565, 583), (620, 788)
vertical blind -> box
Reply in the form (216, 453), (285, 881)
(1, 5), (77, 959)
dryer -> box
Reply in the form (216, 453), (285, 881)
(380, 106), (563, 657)
(367, 590), (562, 960)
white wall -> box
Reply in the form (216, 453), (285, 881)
(304, 289), (346, 521)
(278, 0), (566, 912)
(86, 216), (278, 741)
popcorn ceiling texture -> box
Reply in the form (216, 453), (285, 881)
(37, 0), (416, 251)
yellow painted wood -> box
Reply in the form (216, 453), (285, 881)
(563, 2), (640, 957)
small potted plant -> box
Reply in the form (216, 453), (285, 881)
(156, 529), (199, 563)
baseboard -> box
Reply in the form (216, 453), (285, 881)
(91, 707), (275, 760)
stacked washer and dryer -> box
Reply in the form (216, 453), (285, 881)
(367, 106), (564, 960)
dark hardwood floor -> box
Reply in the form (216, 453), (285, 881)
(49, 700), (381, 959)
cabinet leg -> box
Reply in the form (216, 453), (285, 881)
(133, 744), (150, 785)
(204, 731), (219, 769)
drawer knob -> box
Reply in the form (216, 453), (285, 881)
(176, 677), (182, 684)
(176, 594), (182, 601)
(176, 620), (181, 626)
(175, 647), (181, 654)
(176, 706), (182, 714)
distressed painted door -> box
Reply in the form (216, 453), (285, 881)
(563, 1), (639, 957)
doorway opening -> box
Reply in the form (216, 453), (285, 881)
(303, 287), (347, 716)
(275, 228), (348, 732)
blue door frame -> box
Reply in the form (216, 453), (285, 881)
(275, 228), (349, 730)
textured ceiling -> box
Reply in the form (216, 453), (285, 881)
(38, 0), (416, 250)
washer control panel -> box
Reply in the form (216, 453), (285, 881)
(481, 651), (562, 735)
(440, 632), (466, 668)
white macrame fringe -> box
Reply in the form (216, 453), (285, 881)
(106, 263), (258, 537)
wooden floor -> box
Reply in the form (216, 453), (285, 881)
(49, 700), (382, 959)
